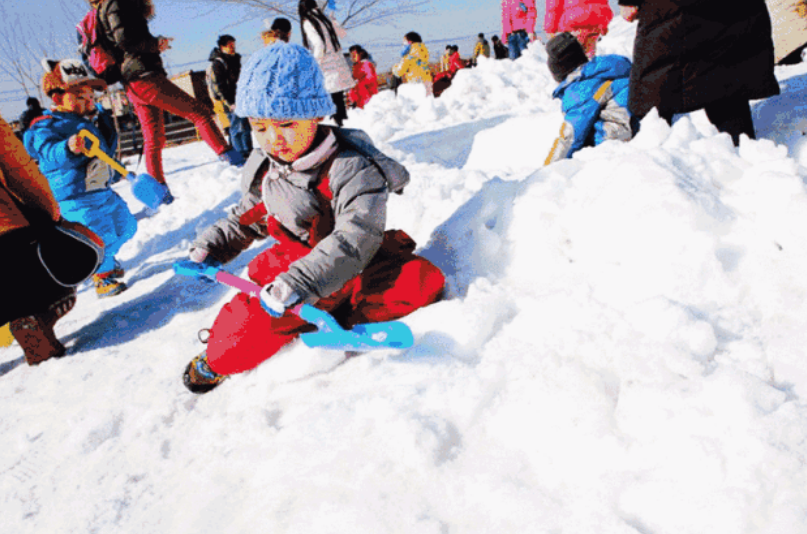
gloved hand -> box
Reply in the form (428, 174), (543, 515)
(259, 277), (301, 318)
(173, 255), (221, 282)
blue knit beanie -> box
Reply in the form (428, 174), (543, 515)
(235, 42), (336, 120)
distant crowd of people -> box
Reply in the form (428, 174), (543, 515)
(0, 0), (786, 391)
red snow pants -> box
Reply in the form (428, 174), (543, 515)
(205, 229), (445, 375)
(126, 74), (229, 184)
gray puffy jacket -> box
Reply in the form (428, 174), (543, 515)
(192, 127), (409, 304)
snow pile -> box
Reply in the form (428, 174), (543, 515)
(2, 17), (807, 534)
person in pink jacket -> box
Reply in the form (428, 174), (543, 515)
(544, 0), (613, 57)
(501, 0), (537, 60)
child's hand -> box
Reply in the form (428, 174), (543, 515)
(259, 278), (301, 318)
(68, 134), (86, 155)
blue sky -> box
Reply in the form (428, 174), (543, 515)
(0, 0), (620, 120)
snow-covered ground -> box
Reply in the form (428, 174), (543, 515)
(3, 19), (807, 533)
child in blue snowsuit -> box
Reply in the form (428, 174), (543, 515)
(24, 59), (136, 297)
(544, 33), (634, 165)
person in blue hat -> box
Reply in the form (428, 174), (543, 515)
(179, 42), (445, 393)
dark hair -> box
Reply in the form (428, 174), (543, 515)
(404, 32), (422, 43)
(478, 33), (485, 39)
(268, 17), (292, 42)
(348, 44), (362, 53)
(26, 97), (40, 108)
(492, 35), (500, 42)
(217, 34), (236, 47)
(299, 0), (341, 51)
(356, 48), (368, 60)
(271, 17), (291, 33)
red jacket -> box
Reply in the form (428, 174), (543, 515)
(447, 52), (465, 76)
(544, 0), (613, 35)
(347, 59), (378, 109)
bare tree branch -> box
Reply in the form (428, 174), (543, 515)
(0, 0), (84, 101)
(165, 0), (431, 30)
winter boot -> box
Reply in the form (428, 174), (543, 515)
(219, 147), (246, 168)
(93, 270), (128, 298)
(40, 289), (77, 330)
(183, 351), (227, 394)
(9, 315), (66, 365)
(107, 260), (125, 280)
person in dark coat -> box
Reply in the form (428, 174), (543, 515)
(19, 97), (45, 134)
(619, 0), (780, 146)
(208, 35), (253, 160)
(492, 35), (509, 60)
(91, 0), (242, 200)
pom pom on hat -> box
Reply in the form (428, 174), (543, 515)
(235, 42), (336, 120)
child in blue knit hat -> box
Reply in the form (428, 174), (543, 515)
(179, 42), (445, 393)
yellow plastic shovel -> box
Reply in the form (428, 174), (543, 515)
(76, 129), (172, 209)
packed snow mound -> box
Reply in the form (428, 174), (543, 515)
(3, 15), (807, 534)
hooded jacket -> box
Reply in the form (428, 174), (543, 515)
(544, 0), (613, 35)
(545, 55), (633, 164)
(207, 47), (241, 108)
(97, 0), (166, 82)
(192, 126), (409, 304)
(23, 106), (120, 202)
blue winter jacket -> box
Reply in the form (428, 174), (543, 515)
(24, 104), (120, 202)
(545, 55), (633, 165)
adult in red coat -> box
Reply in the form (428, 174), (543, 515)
(346, 47), (378, 109)
(544, 0), (613, 57)
(619, 0), (780, 146)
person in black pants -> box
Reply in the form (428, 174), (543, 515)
(619, 0), (779, 146)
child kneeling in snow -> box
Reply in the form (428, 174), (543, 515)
(182, 43), (445, 393)
(544, 33), (634, 165)
(24, 59), (136, 298)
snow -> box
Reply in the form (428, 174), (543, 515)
(3, 18), (807, 533)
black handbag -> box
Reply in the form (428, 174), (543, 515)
(9, 192), (104, 287)
(37, 219), (104, 287)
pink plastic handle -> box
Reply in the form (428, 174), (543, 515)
(215, 270), (261, 297)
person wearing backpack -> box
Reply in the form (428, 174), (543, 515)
(177, 43), (445, 393)
(88, 0), (245, 202)
(207, 35), (253, 161)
